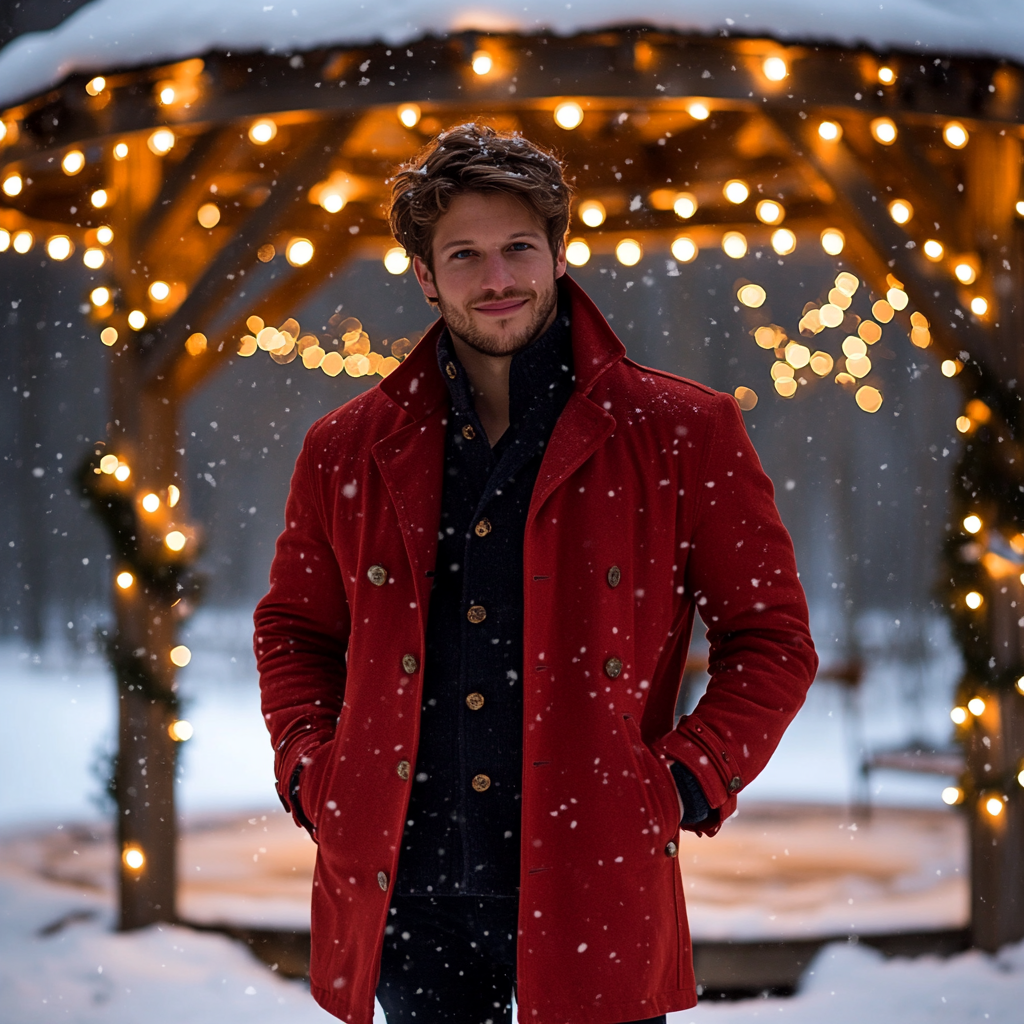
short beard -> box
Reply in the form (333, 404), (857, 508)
(435, 277), (558, 357)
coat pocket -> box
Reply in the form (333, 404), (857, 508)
(620, 713), (680, 841)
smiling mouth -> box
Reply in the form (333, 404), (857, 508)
(474, 298), (529, 316)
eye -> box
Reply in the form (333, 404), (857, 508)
(451, 249), (476, 260)
(509, 242), (532, 252)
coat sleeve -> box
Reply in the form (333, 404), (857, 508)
(654, 392), (817, 834)
(253, 433), (350, 834)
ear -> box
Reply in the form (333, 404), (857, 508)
(412, 255), (438, 301)
(553, 238), (567, 280)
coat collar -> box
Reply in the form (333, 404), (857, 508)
(377, 274), (626, 423)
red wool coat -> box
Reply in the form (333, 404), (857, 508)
(254, 275), (817, 1024)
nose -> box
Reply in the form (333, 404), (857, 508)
(478, 251), (518, 295)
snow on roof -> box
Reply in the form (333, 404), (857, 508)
(0, 0), (1022, 110)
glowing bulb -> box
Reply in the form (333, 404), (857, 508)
(46, 235), (73, 261)
(579, 200), (606, 227)
(965, 591), (983, 610)
(956, 416), (971, 434)
(971, 297), (989, 316)
(169, 645), (192, 667)
(724, 179), (749, 204)
(877, 66), (895, 84)
(86, 76), (106, 96)
(197, 202), (220, 228)
(954, 261), (977, 285)
(100, 327), (118, 346)
(185, 332), (207, 356)
(755, 200), (784, 225)
(90, 287), (111, 306)
(820, 229), (845, 255)
(148, 128), (175, 155)
(762, 56), (788, 81)
(1017, 201), (1024, 218)
(672, 193), (697, 220)
(141, 492), (160, 513)
(0, 229), (7, 252)
(687, 102), (710, 120)
(855, 386), (883, 413)
(165, 530), (186, 552)
(99, 454), (119, 474)
(923, 239), (944, 261)
(127, 309), (147, 330)
(167, 484), (180, 507)
(148, 281), (170, 302)
(12, 230), (33, 253)
(554, 102), (584, 130)
(722, 231), (748, 259)
(114, 464), (130, 482)
(870, 117), (897, 145)
(771, 228), (797, 255)
(159, 85), (176, 105)
(249, 119), (277, 144)
(61, 150), (85, 175)
(941, 360), (959, 377)
(113, 142), (128, 160)
(565, 239), (591, 267)
(83, 248), (106, 269)
(398, 103), (421, 128)
(116, 571), (134, 590)
(941, 786), (962, 806)
(818, 120), (842, 142)
(888, 199), (913, 224)
(286, 237), (314, 267)
(471, 51), (493, 76)
(169, 719), (194, 741)
(3, 173), (23, 196)
(320, 191), (345, 213)
(963, 514), (982, 534)
(737, 283), (767, 308)
(943, 121), (969, 149)
(90, 189), (109, 208)
(122, 846), (145, 871)
(383, 247), (410, 275)
(968, 697), (986, 716)
(1017, 676), (1024, 695)
(615, 238), (642, 266)
(96, 226), (113, 245)
(985, 796), (1004, 817)
(671, 235), (698, 263)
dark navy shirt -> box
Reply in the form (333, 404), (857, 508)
(396, 292), (576, 896)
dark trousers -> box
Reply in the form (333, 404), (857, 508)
(377, 895), (667, 1024)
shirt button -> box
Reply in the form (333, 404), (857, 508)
(367, 564), (388, 587)
(474, 518), (492, 537)
(461, 424), (476, 440)
(445, 361), (457, 379)
(401, 654), (418, 674)
(607, 565), (621, 588)
(604, 656), (623, 679)
(377, 870), (389, 890)
(664, 841), (679, 858)
(467, 604), (487, 624)
(397, 760), (410, 781)
(471, 773), (491, 792)
(465, 692), (485, 711)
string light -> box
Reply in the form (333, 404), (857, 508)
(122, 846), (145, 871)
(114, 463), (130, 482)
(86, 76), (106, 96)
(941, 786), (963, 805)
(169, 645), (192, 667)
(968, 696), (986, 715)
(670, 235), (698, 263)
(855, 386), (883, 413)
(185, 333), (207, 356)
(61, 150), (85, 175)
(723, 179), (749, 204)
(956, 416), (971, 433)
(471, 51), (493, 75)
(737, 283), (766, 308)
(159, 85), (176, 105)
(820, 229), (845, 255)
(870, 117), (897, 145)
(46, 235), (73, 261)
(762, 56), (788, 81)
(687, 102), (710, 120)
(2, 173), (23, 196)
(83, 248), (106, 269)
(116, 571), (134, 589)
(755, 200), (784, 225)
(923, 239), (944, 261)
(722, 231), (747, 259)
(984, 795), (1004, 818)
(554, 102), (584, 130)
(113, 142), (128, 160)
(100, 327), (118, 346)
(578, 199), (606, 227)
(971, 296), (989, 316)
(286, 238), (314, 266)
(383, 247), (410, 274)
(90, 188), (109, 208)
(147, 128), (175, 155)
(877, 66), (896, 84)
(0, 229), (8, 252)
(941, 360), (961, 377)
(148, 281), (170, 301)
(1017, 676), (1024, 696)
(565, 239), (591, 266)
(168, 485), (180, 507)
(817, 121), (842, 141)
(169, 719), (194, 741)
(99, 455), (119, 474)
(615, 238), (642, 266)
(888, 199), (913, 224)
(12, 230), (33, 253)
(165, 530), (187, 552)
(197, 203), (220, 228)
(249, 119), (277, 144)
(397, 103), (421, 128)
(672, 193), (697, 220)
(127, 310), (147, 330)
(950, 706), (968, 725)
(965, 591), (984, 609)
(1017, 201), (1024, 218)
(954, 261), (977, 284)
(90, 287), (111, 306)
(943, 121), (969, 149)
(771, 228), (796, 255)
(733, 386), (757, 410)
(141, 492), (160, 513)
(785, 342), (811, 369)
(963, 514), (982, 534)
(96, 226), (113, 245)
(810, 351), (834, 376)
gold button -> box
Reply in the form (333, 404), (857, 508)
(377, 870), (389, 890)
(466, 692), (485, 711)
(397, 760), (410, 781)
(401, 654), (418, 674)
(471, 773), (491, 792)
(665, 841), (678, 858)
(446, 361), (457, 379)
(607, 565), (621, 588)
(604, 656), (623, 679)
(461, 424), (476, 440)
(467, 604), (487, 624)
(474, 518), (492, 537)
(367, 564), (388, 587)
(728, 775), (743, 794)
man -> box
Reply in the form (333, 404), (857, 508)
(254, 123), (817, 1024)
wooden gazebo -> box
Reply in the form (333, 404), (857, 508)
(1, 7), (1022, 950)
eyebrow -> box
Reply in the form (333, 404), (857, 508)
(439, 230), (544, 253)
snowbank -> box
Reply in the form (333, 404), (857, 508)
(0, 1), (1023, 110)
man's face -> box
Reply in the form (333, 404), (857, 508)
(412, 191), (566, 357)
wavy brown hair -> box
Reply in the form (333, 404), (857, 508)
(387, 123), (573, 274)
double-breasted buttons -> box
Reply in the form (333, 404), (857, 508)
(607, 565), (622, 588)
(377, 870), (389, 891)
(367, 564), (388, 587)
(445, 361), (457, 379)
(474, 518), (492, 537)
(467, 604), (487, 624)
(461, 424), (476, 440)
(728, 775), (743, 794)
(471, 774), (491, 792)
(396, 760), (410, 781)
(604, 657), (623, 679)
(665, 841), (679, 858)
(401, 654), (419, 674)
(465, 692), (485, 711)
